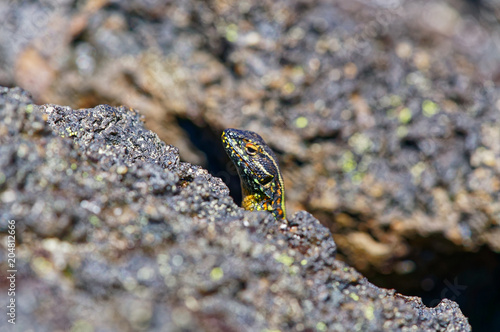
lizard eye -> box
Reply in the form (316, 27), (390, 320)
(245, 143), (258, 155)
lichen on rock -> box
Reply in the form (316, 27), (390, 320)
(0, 87), (470, 331)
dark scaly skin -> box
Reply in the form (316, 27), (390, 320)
(221, 128), (286, 220)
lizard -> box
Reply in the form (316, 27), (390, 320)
(221, 128), (286, 220)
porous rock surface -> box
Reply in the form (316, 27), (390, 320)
(0, 87), (470, 331)
(1, 0), (499, 276)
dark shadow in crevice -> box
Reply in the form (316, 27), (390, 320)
(320, 206), (499, 332)
(367, 236), (500, 332)
(176, 117), (242, 205)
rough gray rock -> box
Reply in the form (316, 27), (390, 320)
(0, 86), (470, 331)
(2, 1), (499, 278)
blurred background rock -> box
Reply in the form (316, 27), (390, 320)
(1, 0), (499, 330)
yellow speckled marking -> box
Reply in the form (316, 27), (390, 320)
(222, 128), (286, 220)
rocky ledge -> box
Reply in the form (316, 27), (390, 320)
(0, 87), (470, 331)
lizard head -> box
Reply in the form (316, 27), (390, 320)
(222, 128), (286, 220)
(221, 128), (280, 188)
